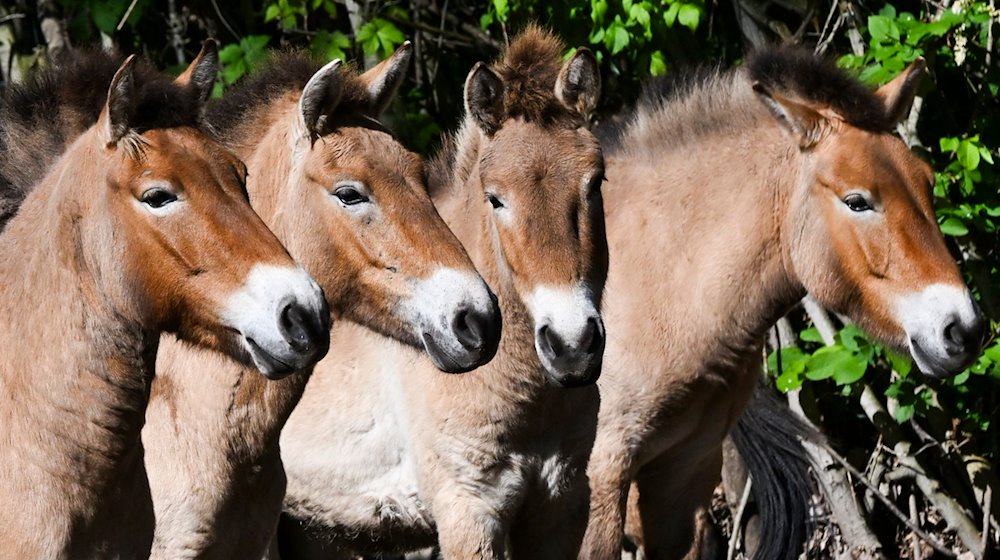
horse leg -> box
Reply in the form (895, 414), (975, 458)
(579, 446), (633, 560)
(430, 486), (505, 560)
(508, 471), (591, 560)
(633, 448), (722, 560)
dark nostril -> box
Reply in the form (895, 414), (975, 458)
(453, 308), (484, 351)
(943, 315), (986, 355)
(540, 324), (566, 359)
(944, 321), (964, 350)
(582, 317), (604, 355)
(279, 301), (316, 353)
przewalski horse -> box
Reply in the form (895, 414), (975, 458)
(0, 44), (329, 558)
(142, 44), (501, 559)
(580, 48), (985, 559)
(277, 27), (607, 559)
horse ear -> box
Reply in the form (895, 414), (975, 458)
(876, 58), (925, 126)
(555, 48), (601, 119)
(358, 41), (412, 117)
(174, 39), (220, 105)
(464, 62), (505, 135)
(299, 59), (345, 139)
(752, 82), (828, 150)
(99, 55), (139, 147)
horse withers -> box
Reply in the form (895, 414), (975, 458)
(581, 48), (984, 559)
(0, 44), (328, 557)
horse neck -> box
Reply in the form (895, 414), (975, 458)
(228, 99), (299, 225)
(0, 151), (155, 506)
(607, 120), (806, 367)
(170, 98), (306, 442)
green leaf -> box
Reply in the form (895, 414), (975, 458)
(663, 2), (680, 27)
(893, 403), (915, 423)
(886, 349), (913, 377)
(677, 4), (701, 31)
(800, 327), (824, 343)
(776, 368), (803, 392)
(606, 19), (630, 55)
(804, 345), (866, 383)
(958, 140), (981, 170)
(649, 50), (667, 76)
(868, 15), (892, 42)
(767, 346), (808, 376)
(939, 217), (969, 236)
(940, 136), (960, 152)
(591, 0), (609, 22)
(264, 4), (281, 22)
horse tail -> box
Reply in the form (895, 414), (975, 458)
(730, 384), (817, 560)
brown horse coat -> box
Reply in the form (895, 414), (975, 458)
(0, 46), (328, 557)
(143, 45), (500, 559)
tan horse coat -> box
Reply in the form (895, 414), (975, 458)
(581, 49), (983, 559)
(277, 28), (608, 559)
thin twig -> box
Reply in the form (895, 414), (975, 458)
(909, 494), (923, 560)
(0, 13), (25, 25)
(210, 0), (240, 41)
(826, 445), (958, 558)
(115, 0), (139, 31)
(727, 476), (753, 560)
(814, 0), (841, 53)
(982, 486), (993, 555)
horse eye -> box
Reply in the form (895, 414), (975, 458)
(486, 193), (504, 209)
(141, 188), (178, 209)
(843, 193), (873, 212)
(334, 186), (369, 206)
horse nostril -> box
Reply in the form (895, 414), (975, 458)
(944, 321), (964, 350)
(581, 317), (604, 355)
(540, 324), (566, 359)
(453, 308), (486, 351)
(279, 301), (315, 353)
(943, 315), (985, 356)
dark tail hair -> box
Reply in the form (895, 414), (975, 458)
(730, 384), (818, 560)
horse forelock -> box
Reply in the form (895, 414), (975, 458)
(493, 25), (581, 128)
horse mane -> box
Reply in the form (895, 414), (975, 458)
(605, 46), (893, 158)
(0, 48), (206, 232)
(206, 50), (374, 143)
(427, 25), (576, 198)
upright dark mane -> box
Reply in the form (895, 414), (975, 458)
(604, 46), (894, 159)
(0, 48), (205, 232)
(206, 50), (375, 142)
(747, 47), (891, 131)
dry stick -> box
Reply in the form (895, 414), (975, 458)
(825, 444), (956, 558)
(910, 494), (924, 560)
(209, 0), (240, 41)
(115, 0), (139, 32)
(787, 301), (885, 558)
(859, 384), (985, 558)
(982, 486), (993, 554)
(166, 0), (185, 66)
(727, 477), (754, 560)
